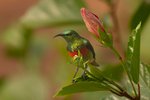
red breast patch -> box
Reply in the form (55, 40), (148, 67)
(68, 47), (88, 57)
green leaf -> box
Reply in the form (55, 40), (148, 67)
(140, 78), (150, 99)
(126, 22), (141, 84)
(21, 0), (86, 28)
(130, 1), (150, 30)
(88, 65), (104, 81)
(140, 63), (150, 99)
(140, 63), (150, 89)
(55, 81), (108, 96)
(101, 94), (126, 100)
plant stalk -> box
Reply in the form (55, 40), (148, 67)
(111, 46), (137, 97)
(81, 65), (135, 99)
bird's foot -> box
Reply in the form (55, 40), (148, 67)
(81, 73), (89, 80)
(72, 79), (77, 83)
(72, 74), (89, 84)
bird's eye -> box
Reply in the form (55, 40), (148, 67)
(65, 33), (71, 36)
(66, 32), (73, 36)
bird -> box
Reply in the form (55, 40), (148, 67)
(54, 30), (99, 81)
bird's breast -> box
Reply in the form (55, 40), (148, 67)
(68, 47), (89, 57)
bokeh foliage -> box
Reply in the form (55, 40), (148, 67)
(0, 0), (150, 100)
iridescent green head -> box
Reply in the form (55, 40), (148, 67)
(54, 30), (80, 43)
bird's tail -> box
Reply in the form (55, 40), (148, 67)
(90, 59), (99, 67)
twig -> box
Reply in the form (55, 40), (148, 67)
(111, 46), (138, 97)
(80, 65), (135, 99)
(121, 91), (135, 100)
(137, 83), (140, 100)
(108, 0), (138, 96)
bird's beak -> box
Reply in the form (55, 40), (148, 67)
(53, 33), (64, 38)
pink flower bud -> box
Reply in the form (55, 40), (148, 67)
(80, 8), (105, 38)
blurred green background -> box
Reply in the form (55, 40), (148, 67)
(0, 0), (149, 100)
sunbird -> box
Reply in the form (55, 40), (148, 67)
(54, 30), (99, 81)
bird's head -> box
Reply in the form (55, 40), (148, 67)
(54, 30), (80, 43)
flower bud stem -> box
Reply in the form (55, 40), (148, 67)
(111, 46), (138, 97)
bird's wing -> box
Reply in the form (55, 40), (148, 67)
(83, 39), (96, 59)
(84, 39), (99, 66)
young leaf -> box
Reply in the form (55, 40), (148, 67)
(21, 0), (85, 28)
(55, 81), (109, 96)
(126, 22), (141, 84)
